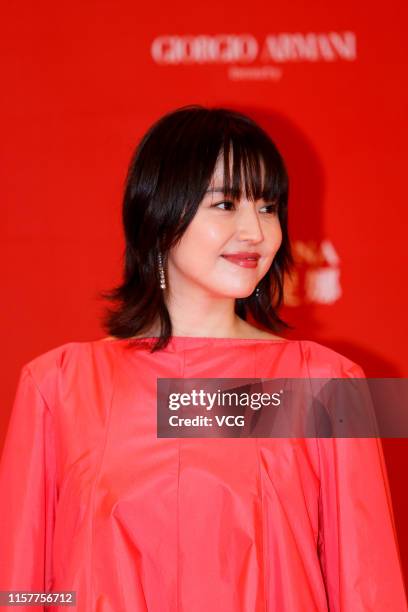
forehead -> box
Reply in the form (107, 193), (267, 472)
(207, 152), (266, 190)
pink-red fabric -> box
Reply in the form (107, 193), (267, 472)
(0, 337), (406, 611)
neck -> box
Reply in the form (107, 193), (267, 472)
(156, 284), (248, 338)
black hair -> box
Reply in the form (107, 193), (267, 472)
(99, 104), (294, 352)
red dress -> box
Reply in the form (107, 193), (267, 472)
(0, 336), (406, 611)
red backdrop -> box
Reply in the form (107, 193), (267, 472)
(1, 0), (407, 585)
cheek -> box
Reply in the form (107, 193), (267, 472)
(274, 223), (283, 249)
(174, 213), (226, 255)
(265, 219), (283, 253)
(189, 211), (227, 244)
(169, 227), (218, 271)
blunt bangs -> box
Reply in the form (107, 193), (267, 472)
(217, 122), (288, 208)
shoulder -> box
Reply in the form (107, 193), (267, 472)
(23, 340), (87, 378)
(297, 339), (365, 378)
(21, 340), (106, 405)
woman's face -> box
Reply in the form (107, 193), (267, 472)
(167, 156), (282, 299)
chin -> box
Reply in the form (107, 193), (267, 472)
(208, 281), (256, 299)
(227, 288), (255, 299)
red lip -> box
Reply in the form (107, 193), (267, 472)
(221, 253), (261, 269)
(221, 252), (261, 260)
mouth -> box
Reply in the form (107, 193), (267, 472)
(221, 254), (260, 268)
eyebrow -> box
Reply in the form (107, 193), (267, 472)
(204, 187), (274, 202)
(205, 187), (226, 194)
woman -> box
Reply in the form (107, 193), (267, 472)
(0, 105), (406, 611)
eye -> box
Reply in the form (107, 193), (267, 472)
(260, 203), (279, 215)
(212, 200), (235, 211)
(211, 200), (278, 214)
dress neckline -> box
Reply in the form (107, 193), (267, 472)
(102, 335), (295, 344)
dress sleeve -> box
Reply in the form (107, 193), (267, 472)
(0, 365), (57, 607)
(316, 362), (408, 610)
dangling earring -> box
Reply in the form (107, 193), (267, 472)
(255, 286), (260, 297)
(157, 251), (166, 289)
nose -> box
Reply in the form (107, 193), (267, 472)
(236, 202), (264, 243)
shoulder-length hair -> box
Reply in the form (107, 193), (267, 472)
(100, 104), (294, 352)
